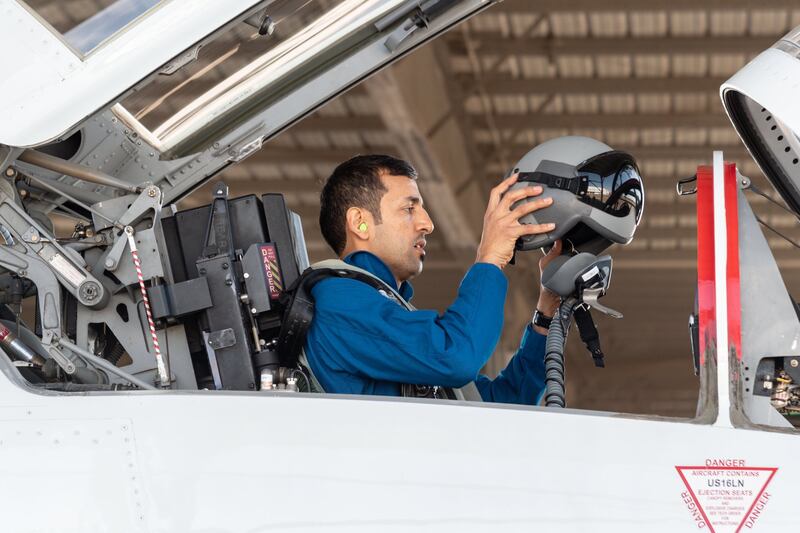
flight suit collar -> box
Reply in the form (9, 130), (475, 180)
(343, 251), (415, 302)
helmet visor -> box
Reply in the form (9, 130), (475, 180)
(577, 151), (644, 223)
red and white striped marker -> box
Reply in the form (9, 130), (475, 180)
(126, 227), (169, 387)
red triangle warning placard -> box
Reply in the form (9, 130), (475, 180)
(676, 461), (777, 532)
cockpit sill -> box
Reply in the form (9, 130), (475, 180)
(1, 341), (795, 437)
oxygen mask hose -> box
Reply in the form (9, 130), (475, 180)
(544, 297), (577, 408)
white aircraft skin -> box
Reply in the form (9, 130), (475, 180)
(0, 1), (798, 531)
(0, 0), (266, 147)
(1, 368), (796, 532)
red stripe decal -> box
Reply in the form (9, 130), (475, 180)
(696, 165), (715, 367)
(724, 162), (742, 360)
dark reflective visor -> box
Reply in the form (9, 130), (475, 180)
(577, 151), (644, 223)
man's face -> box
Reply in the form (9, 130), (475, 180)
(371, 174), (434, 283)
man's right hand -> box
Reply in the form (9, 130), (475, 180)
(475, 174), (555, 269)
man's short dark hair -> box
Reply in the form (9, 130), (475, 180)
(319, 154), (418, 255)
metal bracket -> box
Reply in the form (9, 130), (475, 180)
(21, 227), (44, 244)
(737, 171), (752, 190)
(97, 186), (165, 281)
(676, 174), (697, 196)
(228, 136), (262, 163)
(103, 233), (129, 271)
(207, 328), (236, 350)
(46, 342), (78, 375)
(384, 10), (428, 52)
(211, 123), (265, 161)
(582, 287), (623, 319)
(159, 45), (202, 75)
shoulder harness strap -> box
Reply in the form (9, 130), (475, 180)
(277, 259), (402, 367)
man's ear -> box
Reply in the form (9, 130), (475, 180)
(346, 207), (373, 241)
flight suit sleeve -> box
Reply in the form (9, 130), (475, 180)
(310, 263), (507, 388)
(473, 325), (547, 405)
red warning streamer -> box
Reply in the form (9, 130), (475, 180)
(126, 229), (168, 386)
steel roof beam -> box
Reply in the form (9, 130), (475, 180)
(257, 146), (395, 163)
(456, 75), (729, 95)
(471, 113), (731, 129)
(292, 115), (385, 131)
(492, 0), (800, 12)
(446, 35), (776, 56)
(253, 145), (750, 166)
(478, 144), (749, 160)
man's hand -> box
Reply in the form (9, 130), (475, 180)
(475, 174), (555, 269)
(532, 240), (563, 335)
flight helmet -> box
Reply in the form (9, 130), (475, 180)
(507, 136), (645, 254)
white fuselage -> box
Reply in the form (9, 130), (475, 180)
(0, 369), (794, 532)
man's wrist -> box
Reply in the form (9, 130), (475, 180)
(536, 287), (559, 316)
(532, 309), (553, 330)
(533, 289), (560, 335)
(474, 253), (504, 270)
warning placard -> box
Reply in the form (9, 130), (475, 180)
(675, 459), (777, 532)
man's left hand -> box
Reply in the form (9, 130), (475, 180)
(533, 240), (562, 335)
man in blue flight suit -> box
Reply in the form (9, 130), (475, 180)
(305, 154), (561, 404)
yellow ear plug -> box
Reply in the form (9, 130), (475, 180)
(358, 222), (368, 232)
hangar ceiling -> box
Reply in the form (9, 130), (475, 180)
(30, 0), (800, 416)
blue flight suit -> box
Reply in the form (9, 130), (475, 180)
(305, 251), (547, 404)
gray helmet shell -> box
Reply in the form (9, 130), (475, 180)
(507, 136), (644, 255)
(516, 136), (614, 171)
